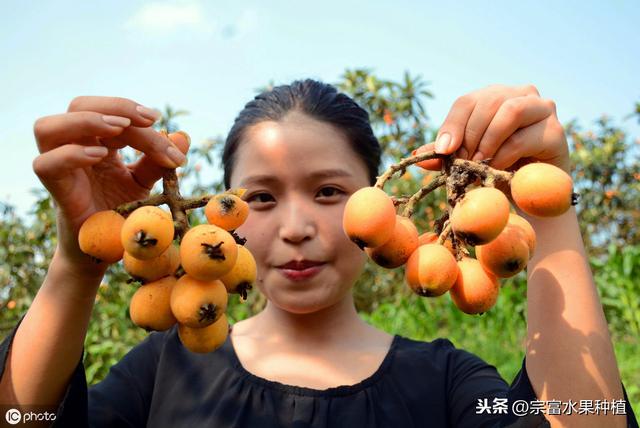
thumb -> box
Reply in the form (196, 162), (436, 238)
(434, 96), (477, 156)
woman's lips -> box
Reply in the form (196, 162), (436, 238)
(277, 263), (326, 281)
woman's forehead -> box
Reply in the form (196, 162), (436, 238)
(231, 114), (369, 186)
(238, 168), (355, 188)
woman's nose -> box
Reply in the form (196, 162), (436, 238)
(278, 199), (317, 244)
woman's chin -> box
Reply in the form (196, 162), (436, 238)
(266, 287), (339, 315)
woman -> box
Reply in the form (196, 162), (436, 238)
(0, 80), (636, 427)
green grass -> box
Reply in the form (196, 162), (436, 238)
(361, 280), (639, 414)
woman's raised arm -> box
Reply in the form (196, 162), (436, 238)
(421, 84), (628, 427)
(0, 97), (188, 410)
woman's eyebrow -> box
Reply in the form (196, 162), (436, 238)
(239, 169), (353, 186)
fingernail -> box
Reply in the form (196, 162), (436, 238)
(472, 151), (484, 161)
(174, 130), (191, 145)
(166, 146), (187, 167)
(85, 146), (109, 157)
(136, 105), (161, 121)
(102, 115), (131, 127)
(435, 133), (451, 153)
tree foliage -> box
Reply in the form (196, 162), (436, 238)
(566, 117), (640, 256)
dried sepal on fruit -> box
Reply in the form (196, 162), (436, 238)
(450, 187), (510, 246)
(219, 244), (257, 300)
(476, 225), (530, 278)
(404, 244), (459, 297)
(475, 213), (536, 278)
(121, 206), (175, 260)
(205, 191), (249, 231)
(180, 224), (239, 281)
(178, 314), (229, 354)
(170, 274), (228, 328)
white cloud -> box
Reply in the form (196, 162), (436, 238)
(125, 0), (215, 36)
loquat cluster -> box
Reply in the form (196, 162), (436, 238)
(77, 131), (257, 354)
(343, 150), (576, 315)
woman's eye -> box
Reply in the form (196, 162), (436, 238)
(246, 193), (274, 204)
(317, 187), (343, 198)
(246, 188), (342, 205)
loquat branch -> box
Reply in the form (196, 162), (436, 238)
(436, 220), (467, 261)
(437, 221), (451, 246)
(374, 150), (445, 189)
(434, 211), (449, 236)
(450, 158), (513, 187)
(113, 129), (223, 242)
(377, 150), (514, 217)
(115, 194), (167, 216)
(162, 169), (189, 241)
(115, 193), (213, 218)
(391, 195), (412, 206)
(401, 174), (447, 218)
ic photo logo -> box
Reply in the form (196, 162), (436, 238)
(5, 408), (21, 425)
(4, 408), (57, 425)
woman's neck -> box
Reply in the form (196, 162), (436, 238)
(248, 294), (374, 348)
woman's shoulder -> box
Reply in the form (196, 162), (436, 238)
(392, 334), (500, 379)
(394, 334), (462, 359)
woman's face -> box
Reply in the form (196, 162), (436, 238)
(229, 111), (371, 314)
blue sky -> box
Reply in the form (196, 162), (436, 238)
(1, 0), (638, 216)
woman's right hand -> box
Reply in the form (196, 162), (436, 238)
(32, 96), (190, 276)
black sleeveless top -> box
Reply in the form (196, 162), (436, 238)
(1, 315), (637, 427)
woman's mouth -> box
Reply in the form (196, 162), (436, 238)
(276, 263), (326, 281)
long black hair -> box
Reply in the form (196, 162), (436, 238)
(222, 79), (382, 189)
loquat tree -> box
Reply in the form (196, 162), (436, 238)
(566, 116), (640, 256)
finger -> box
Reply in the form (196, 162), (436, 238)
(128, 131), (191, 189)
(458, 97), (505, 161)
(434, 95), (476, 155)
(491, 116), (570, 172)
(410, 142), (442, 171)
(518, 84), (541, 97)
(472, 97), (554, 162)
(437, 84), (541, 158)
(67, 96), (160, 127)
(34, 112), (131, 153)
(461, 85), (540, 159)
(99, 126), (187, 169)
(34, 111), (184, 169)
(32, 144), (109, 200)
(488, 120), (549, 171)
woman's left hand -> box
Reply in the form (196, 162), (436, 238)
(416, 84), (571, 174)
